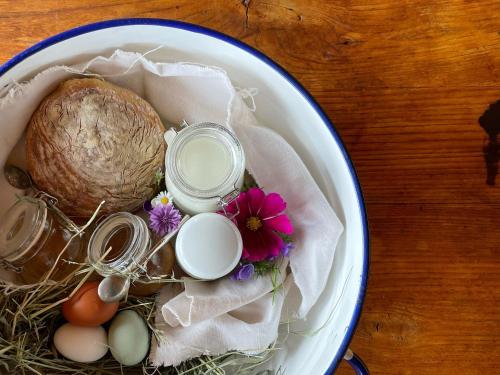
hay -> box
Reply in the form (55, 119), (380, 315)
(0, 201), (275, 374)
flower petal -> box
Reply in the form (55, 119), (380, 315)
(246, 188), (266, 216)
(233, 263), (254, 280)
(281, 242), (294, 257)
(263, 214), (294, 235)
(143, 200), (153, 212)
(151, 197), (160, 208)
(242, 247), (251, 259)
(235, 192), (251, 227)
(241, 228), (267, 262)
(219, 192), (251, 228)
(148, 204), (182, 237)
(264, 229), (284, 258)
(259, 192), (287, 218)
(241, 227), (283, 261)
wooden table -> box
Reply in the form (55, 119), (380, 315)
(1, 1), (499, 373)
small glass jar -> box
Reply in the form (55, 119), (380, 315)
(87, 212), (175, 296)
(0, 197), (85, 284)
(164, 122), (245, 215)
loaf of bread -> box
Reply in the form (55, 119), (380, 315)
(26, 78), (165, 217)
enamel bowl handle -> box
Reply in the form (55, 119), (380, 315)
(342, 349), (369, 375)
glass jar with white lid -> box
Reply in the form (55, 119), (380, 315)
(164, 122), (245, 216)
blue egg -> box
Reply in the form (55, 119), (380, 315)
(108, 310), (150, 366)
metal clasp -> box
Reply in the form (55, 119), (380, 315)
(218, 188), (240, 220)
(35, 191), (58, 207)
(35, 191), (81, 234)
(164, 120), (189, 146)
(0, 259), (22, 273)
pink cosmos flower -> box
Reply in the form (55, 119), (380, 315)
(223, 188), (293, 262)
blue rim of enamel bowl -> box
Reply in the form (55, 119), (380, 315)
(0, 18), (369, 374)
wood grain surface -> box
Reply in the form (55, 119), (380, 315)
(0, 1), (499, 374)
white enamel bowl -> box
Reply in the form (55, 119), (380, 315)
(0, 19), (369, 374)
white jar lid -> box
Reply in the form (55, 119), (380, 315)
(175, 213), (242, 280)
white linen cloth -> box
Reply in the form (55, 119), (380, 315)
(0, 50), (343, 367)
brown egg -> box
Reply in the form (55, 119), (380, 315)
(62, 281), (119, 326)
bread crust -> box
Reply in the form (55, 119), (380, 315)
(26, 78), (165, 217)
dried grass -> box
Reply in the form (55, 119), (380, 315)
(0, 201), (276, 374)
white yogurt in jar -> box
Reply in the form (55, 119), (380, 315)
(164, 122), (245, 215)
(178, 136), (232, 191)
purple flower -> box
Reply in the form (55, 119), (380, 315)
(143, 200), (153, 212)
(281, 242), (294, 257)
(149, 203), (182, 236)
(231, 263), (255, 281)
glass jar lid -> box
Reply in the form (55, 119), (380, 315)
(166, 122), (245, 199)
(87, 212), (150, 276)
(0, 199), (47, 263)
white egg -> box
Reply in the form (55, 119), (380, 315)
(109, 310), (149, 366)
(53, 323), (108, 363)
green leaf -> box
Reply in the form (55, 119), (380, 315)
(241, 171), (259, 192)
(154, 169), (165, 187)
(277, 233), (293, 243)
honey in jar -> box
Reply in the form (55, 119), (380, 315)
(0, 198), (86, 284)
(87, 212), (176, 297)
(129, 242), (176, 296)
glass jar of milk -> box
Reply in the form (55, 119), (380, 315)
(164, 122), (245, 215)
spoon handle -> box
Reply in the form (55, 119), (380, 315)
(144, 215), (190, 262)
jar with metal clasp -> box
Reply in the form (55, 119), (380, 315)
(87, 212), (176, 297)
(0, 193), (86, 284)
(164, 122), (245, 217)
